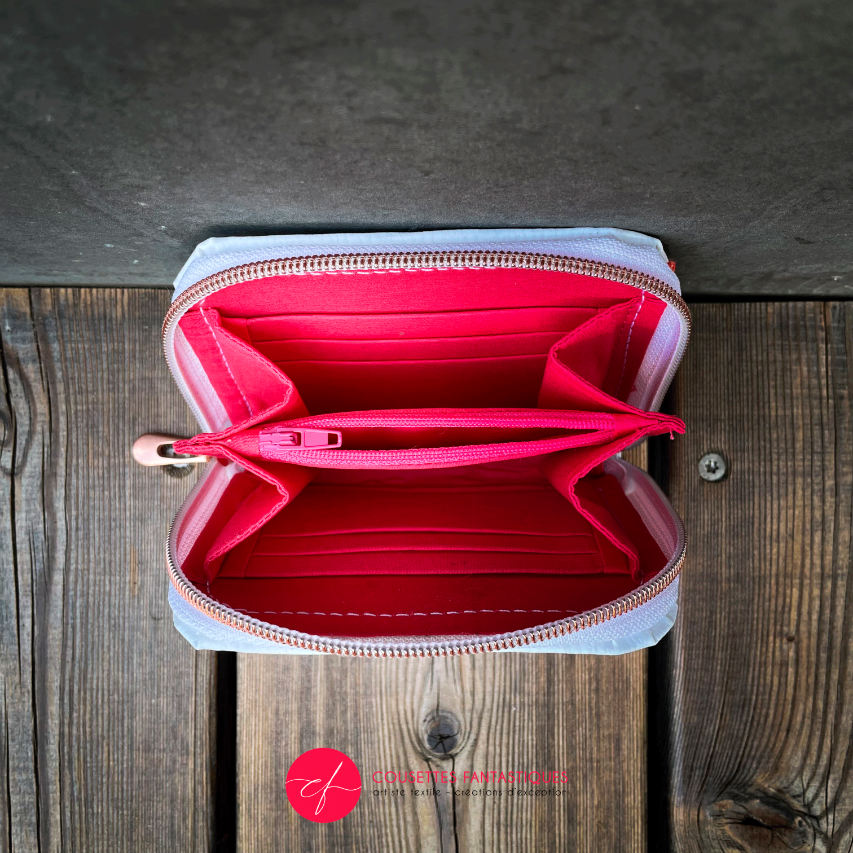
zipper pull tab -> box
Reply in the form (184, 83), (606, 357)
(132, 433), (209, 467)
(276, 428), (343, 449)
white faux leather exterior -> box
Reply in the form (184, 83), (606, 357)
(167, 228), (686, 655)
(173, 227), (681, 299)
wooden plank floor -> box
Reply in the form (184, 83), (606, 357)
(1, 291), (850, 852)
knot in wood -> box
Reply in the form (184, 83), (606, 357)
(423, 711), (461, 757)
(706, 788), (822, 852)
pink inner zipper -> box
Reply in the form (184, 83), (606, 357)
(176, 407), (684, 470)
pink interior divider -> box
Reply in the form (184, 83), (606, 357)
(178, 306), (308, 422)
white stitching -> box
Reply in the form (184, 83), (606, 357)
(232, 607), (573, 617)
(617, 292), (645, 394)
(200, 306), (254, 416)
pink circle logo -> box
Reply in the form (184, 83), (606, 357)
(285, 748), (362, 822)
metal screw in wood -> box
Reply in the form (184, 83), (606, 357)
(698, 452), (728, 482)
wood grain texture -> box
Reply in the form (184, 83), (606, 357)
(237, 653), (646, 853)
(0, 289), (216, 852)
(666, 303), (853, 852)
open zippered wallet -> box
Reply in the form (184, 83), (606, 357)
(148, 228), (690, 655)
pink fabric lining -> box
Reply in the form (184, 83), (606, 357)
(174, 265), (679, 637)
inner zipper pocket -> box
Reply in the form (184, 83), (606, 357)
(176, 407), (684, 470)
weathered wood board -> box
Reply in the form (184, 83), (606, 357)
(0, 289), (216, 853)
(665, 303), (853, 852)
(236, 653), (647, 853)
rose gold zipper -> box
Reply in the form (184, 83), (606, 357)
(163, 249), (691, 344)
(161, 249), (690, 655)
(165, 515), (685, 656)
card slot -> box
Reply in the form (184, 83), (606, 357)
(237, 550), (607, 578)
(246, 332), (567, 362)
(250, 482), (601, 538)
(240, 305), (600, 341)
(271, 353), (547, 366)
(250, 544), (601, 558)
(304, 480), (562, 492)
(210, 475), (638, 580)
(203, 265), (646, 322)
(249, 531), (599, 556)
(258, 529), (594, 539)
(246, 329), (582, 345)
(280, 359), (548, 409)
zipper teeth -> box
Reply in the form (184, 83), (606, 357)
(163, 250), (691, 341)
(255, 437), (604, 465)
(161, 249), (691, 656)
(250, 412), (628, 466)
